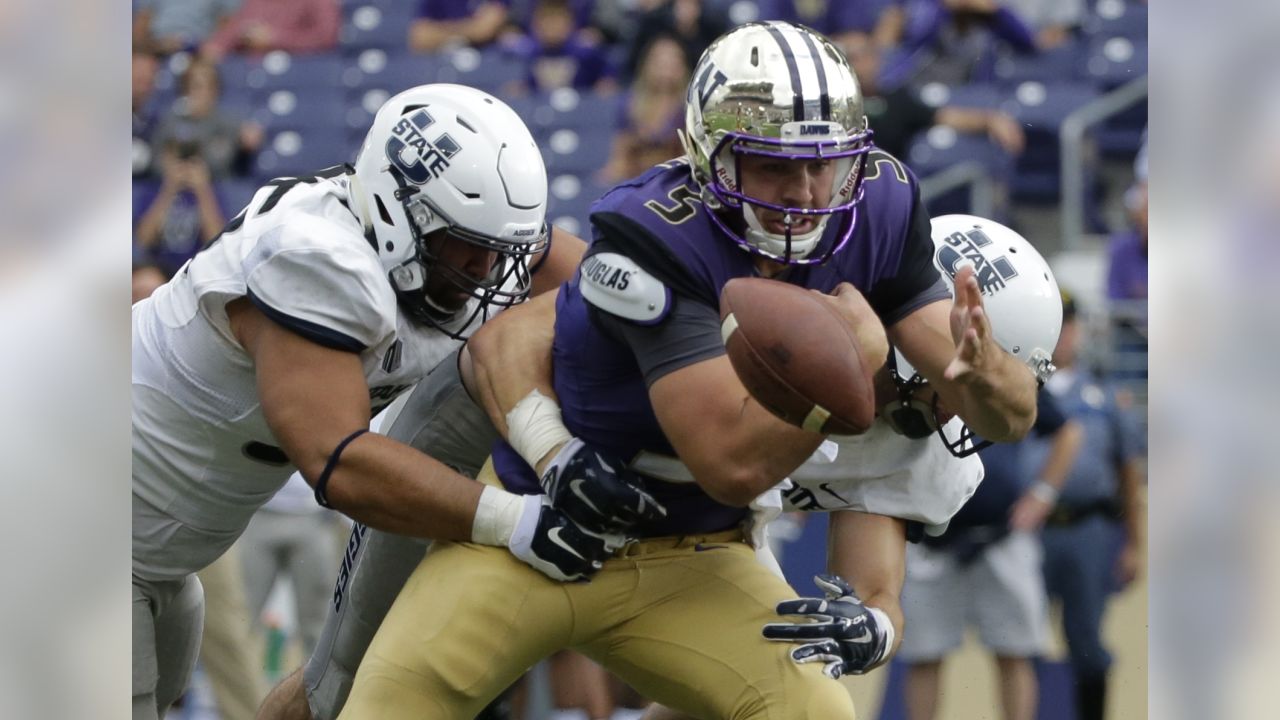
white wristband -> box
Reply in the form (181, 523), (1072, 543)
(867, 606), (896, 666)
(471, 485), (526, 547)
(1029, 481), (1059, 505)
(506, 389), (574, 470)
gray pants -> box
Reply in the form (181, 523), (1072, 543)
(303, 352), (497, 719)
(132, 574), (204, 720)
(241, 509), (342, 654)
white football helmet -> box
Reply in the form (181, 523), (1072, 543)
(882, 214), (1063, 456)
(351, 84), (549, 337)
(680, 21), (874, 265)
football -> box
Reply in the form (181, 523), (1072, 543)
(719, 277), (875, 435)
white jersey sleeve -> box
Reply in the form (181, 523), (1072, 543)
(242, 212), (396, 352)
(783, 418), (984, 526)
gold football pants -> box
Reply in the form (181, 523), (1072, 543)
(338, 463), (855, 720)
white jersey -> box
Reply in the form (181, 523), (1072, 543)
(132, 171), (482, 582)
(630, 417), (983, 527)
(785, 418), (984, 525)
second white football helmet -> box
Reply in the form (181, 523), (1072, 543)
(883, 214), (1064, 456)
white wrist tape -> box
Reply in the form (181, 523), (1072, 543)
(472, 485), (527, 547)
(1030, 481), (1060, 505)
(506, 389), (573, 469)
(867, 606), (896, 665)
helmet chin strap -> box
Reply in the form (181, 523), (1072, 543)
(741, 202), (827, 260)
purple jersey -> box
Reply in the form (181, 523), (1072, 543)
(494, 154), (946, 536)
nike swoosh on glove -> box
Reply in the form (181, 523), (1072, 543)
(541, 438), (667, 535)
(507, 495), (622, 582)
(761, 574), (895, 678)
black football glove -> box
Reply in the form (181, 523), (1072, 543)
(762, 574), (895, 678)
(540, 438), (667, 535)
(507, 495), (621, 582)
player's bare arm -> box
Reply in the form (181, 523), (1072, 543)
(230, 297), (485, 539)
(888, 265), (1037, 442)
(826, 510), (907, 663)
(463, 291), (557, 445)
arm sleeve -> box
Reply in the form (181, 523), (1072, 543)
(867, 182), (950, 326)
(590, 296), (725, 386)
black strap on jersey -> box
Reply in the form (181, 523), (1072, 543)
(314, 428), (369, 508)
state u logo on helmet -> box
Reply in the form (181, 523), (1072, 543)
(351, 85), (549, 338)
(882, 215), (1064, 457)
(680, 22), (874, 265)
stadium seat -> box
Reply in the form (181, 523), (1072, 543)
(260, 89), (351, 131)
(218, 178), (263, 217)
(1083, 0), (1149, 41)
(254, 128), (358, 181)
(346, 50), (446, 97)
(542, 125), (614, 176)
(993, 40), (1089, 87)
(907, 129), (1015, 217)
(547, 173), (609, 238)
(434, 47), (525, 94)
(1084, 36), (1148, 89)
(251, 53), (348, 91)
(340, 3), (419, 51)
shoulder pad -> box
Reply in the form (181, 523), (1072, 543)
(578, 252), (671, 324)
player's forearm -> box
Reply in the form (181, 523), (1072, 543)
(827, 512), (907, 662)
(653, 358), (824, 506)
(946, 352), (1037, 441)
(464, 291), (558, 440)
(316, 435), (485, 540)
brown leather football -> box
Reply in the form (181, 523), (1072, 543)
(719, 277), (875, 435)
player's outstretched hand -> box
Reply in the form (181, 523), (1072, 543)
(540, 438), (667, 535)
(508, 495), (623, 582)
(944, 265), (999, 385)
(762, 574), (894, 678)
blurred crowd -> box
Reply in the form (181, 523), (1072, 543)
(131, 1), (1148, 719)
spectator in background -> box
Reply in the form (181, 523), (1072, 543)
(873, 0), (1037, 88)
(1108, 180), (1148, 304)
(843, 32), (1024, 159)
(132, 262), (170, 304)
(409, 0), (513, 53)
(900, 389), (1083, 720)
(200, 0), (340, 61)
(1035, 292), (1145, 720)
(133, 0), (242, 56)
(511, 0), (617, 94)
(1001, 0), (1086, 50)
(134, 141), (228, 277)
(600, 33), (689, 183)
(1107, 176), (1148, 376)
(623, 0), (729, 81)
(239, 474), (343, 665)
(759, 0), (891, 47)
(196, 546), (270, 720)
(151, 57), (263, 179)
(133, 51), (162, 178)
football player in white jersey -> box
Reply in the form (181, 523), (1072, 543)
(463, 213), (1062, 699)
(131, 84), (662, 720)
